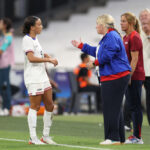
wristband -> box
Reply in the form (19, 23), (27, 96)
(94, 59), (99, 66)
(78, 43), (84, 49)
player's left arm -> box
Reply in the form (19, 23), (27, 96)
(130, 35), (141, 76)
(45, 67), (58, 88)
(130, 51), (139, 76)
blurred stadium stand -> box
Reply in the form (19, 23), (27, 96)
(1, 0), (149, 112)
(0, 0), (108, 33)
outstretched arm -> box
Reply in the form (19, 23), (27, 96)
(71, 39), (97, 57)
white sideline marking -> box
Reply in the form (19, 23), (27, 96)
(0, 138), (26, 142)
(55, 143), (111, 150)
(0, 137), (112, 150)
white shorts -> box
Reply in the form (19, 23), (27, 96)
(26, 81), (52, 96)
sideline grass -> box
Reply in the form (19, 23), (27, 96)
(0, 114), (150, 150)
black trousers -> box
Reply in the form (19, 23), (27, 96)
(101, 75), (130, 142)
(144, 77), (150, 125)
(123, 98), (132, 128)
(125, 80), (143, 139)
(79, 85), (101, 112)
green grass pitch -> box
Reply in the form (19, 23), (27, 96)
(0, 114), (150, 150)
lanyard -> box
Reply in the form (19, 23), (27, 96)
(96, 45), (100, 77)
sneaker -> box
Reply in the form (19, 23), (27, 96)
(29, 137), (45, 145)
(125, 135), (144, 144)
(41, 136), (56, 144)
(124, 125), (131, 132)
(100, 139), (121, 145)
(3, 108), (9, 116)
(0, 109), (4, 116)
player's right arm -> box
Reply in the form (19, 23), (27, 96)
(23, 36), (58, 66)
(27, 52), (58, 66)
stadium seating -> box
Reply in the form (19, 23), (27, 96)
(8, 0), (149, 111)
(68, 71), (97, 113)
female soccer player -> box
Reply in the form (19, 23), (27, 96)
(22, 16), (58, 145)
(71, 14), (131, 145)
(121, 12), (145, 144)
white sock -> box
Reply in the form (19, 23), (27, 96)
(43, 110), (52, 137)
(27, 108), (37, 139)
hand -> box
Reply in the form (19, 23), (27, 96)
(50, 80), (58, 88)
(44, 53), (51, 58)
(86, 61), (95, 69)
(51, 58), (58, 66)
(48, 58), (58, 66)
(128, 77), (131, 85)
(71, 38), (82, 48)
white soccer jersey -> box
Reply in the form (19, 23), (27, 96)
(22, 35), (49, 85)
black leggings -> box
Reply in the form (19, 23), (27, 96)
(101, 74), (130, 142)
(144, 77), (150, 125)
(125, 80), (143, 138)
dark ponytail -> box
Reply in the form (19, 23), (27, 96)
(22, 16), (39, 34)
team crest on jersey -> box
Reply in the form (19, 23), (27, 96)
(40, 51), (44, 57)
(37, 88), (42, 91)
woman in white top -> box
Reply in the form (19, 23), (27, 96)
(22, 16), (58, 145)
(139, 9), (150, 125)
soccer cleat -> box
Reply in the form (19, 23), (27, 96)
(40, 136), (56, 144)
(29, 137), (45, 145)
(100, 139), (121, 145)
(125, 135), (144, 144)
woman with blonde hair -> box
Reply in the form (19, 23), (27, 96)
(121, 12), (145, 144)
(72, 14), (131, 145)
(139, 9), (150, 126)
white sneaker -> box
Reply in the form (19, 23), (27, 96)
(100, 139), (121, 145)
(124, 125), (131, 131)
(0, 109), (4, 116)
(41, 136), (56, 144)
(63, 112), (69, 116)
(3, 108), (9, 116)
(29, 137), (45, 145)
(125, 135), (144, 144)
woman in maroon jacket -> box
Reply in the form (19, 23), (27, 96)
(121, 12), (145, 144)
